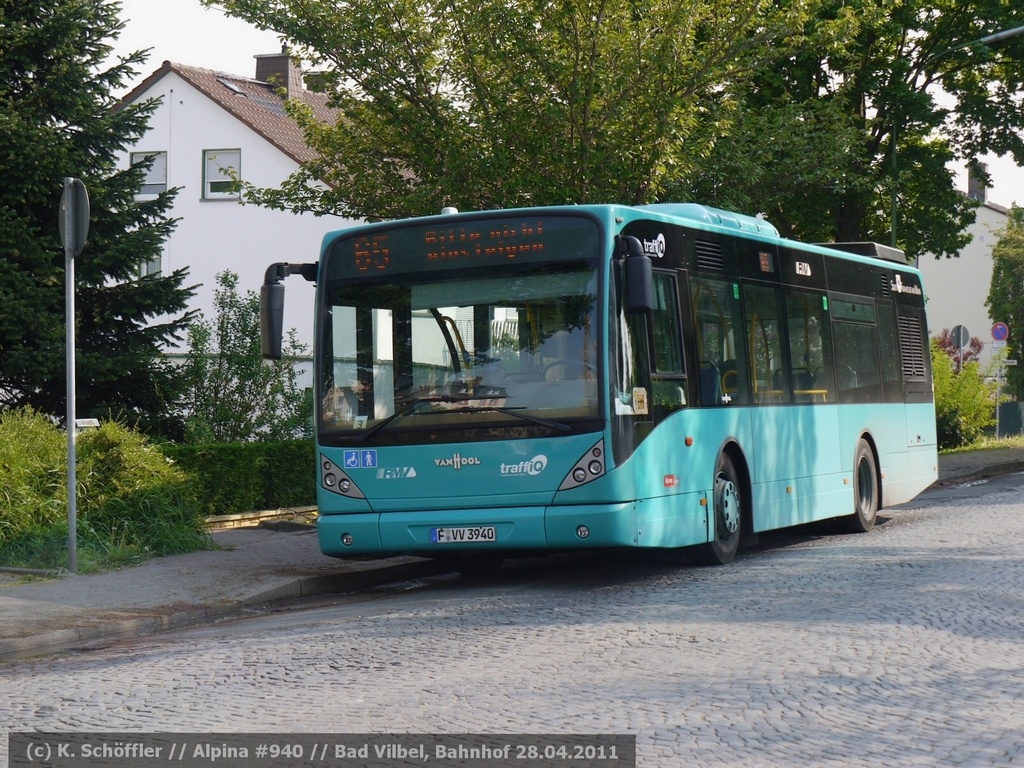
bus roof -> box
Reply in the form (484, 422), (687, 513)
(320, 202), (910, 269)
(638, 203), (781, 238)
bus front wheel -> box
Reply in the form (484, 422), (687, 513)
(842, 438), (879, 533)
(697, 453), (742, 565)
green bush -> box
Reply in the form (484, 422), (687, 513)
(0, 410), (210, 570)
(163, 440), (315, 516)
(0, 408), (65, 541)
(76, 422), (209, 555)
(261, 441), (316, 509)
(931, 339), (996, 450)
(162, 443), (265, 517)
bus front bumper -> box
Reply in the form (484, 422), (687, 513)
(316, 503), (640, 558)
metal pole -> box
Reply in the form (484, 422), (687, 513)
(890, 125), (898, 248)
(996, 362), (1002, 440)
(64, 178), (77, 574)
(979, 25), (1024, 46)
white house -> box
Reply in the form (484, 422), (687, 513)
(116, 50), (357, 353)
(918, 183), (1011, 370)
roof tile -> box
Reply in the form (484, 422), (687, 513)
(118, 60), (337, 168)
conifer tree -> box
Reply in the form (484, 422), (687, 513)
(0, 0), (195, 437)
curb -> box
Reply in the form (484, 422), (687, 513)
(206, 507), (317, 531)
(0, 558), (449, 663)
(931, 460), (1024, 488)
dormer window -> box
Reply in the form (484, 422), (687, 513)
(203, 149), (241, 200)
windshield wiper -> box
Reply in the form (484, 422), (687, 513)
(445, 405), (572, 434)
(352, 395), (462, 443)
(353, 395), (572, 441)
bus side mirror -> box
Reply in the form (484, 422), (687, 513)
(261, 280), (285, 359)
(622, 236), (653, 314)
(260, 262), (318, 360)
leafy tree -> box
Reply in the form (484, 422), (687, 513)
(986, 205), (1024, 400)
(208, 0), (1023, 266)
(0, 0), (195, 436)
(934, 328), (985, 374)
(204, 0), (814, 219)
(675, 0), (1024, 262)
(180, 271), (312, 443)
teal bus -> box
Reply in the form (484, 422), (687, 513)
(261, 203), (937, 569)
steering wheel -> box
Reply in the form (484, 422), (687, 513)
(543, 360), (596, 381)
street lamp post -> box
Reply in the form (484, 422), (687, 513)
(889, 24), (1024, 249)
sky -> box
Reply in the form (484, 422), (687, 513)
(110, 0), (282, 89)
(109, 0), (1022, 209)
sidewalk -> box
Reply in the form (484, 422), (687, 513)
(0, 529), (449, 662)
(2, 447), (1021, 662)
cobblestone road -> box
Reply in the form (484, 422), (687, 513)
(3, 476), (1023, 767)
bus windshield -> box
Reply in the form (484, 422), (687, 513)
(318, 261), (601, 444)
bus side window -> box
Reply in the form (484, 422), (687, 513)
(650, 272), (687, 415)
(691, 278), (746, 406)
(786, 289), (835, 403)
(743, 284), (787, 403)
(830, 295), (881, 403)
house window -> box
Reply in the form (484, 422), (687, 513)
(203, 149), (241, 200)
(131, 151), (167, 196)
(142, 251), (162, 277)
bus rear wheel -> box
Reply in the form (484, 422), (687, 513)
(697, 453), (742, 565)
(841, 438), (879, 533)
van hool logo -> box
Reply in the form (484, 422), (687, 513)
(501, 454), (548, 477)
(892, 274), (923, 295)
(434, 453), (481, 470)
(642, 234), (666, 258)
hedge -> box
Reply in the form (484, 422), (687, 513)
(163, 440), (316, 517)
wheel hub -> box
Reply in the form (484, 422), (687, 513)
(715, 476), (740, 534)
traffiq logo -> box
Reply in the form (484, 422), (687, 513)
(500, 455), (548, 477)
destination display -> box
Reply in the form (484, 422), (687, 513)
(326, 213), (600, 278)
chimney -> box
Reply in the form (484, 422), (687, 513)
(967, 161), (989, 204)
(254, 46), (303, 100)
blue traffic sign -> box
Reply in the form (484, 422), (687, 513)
(992, 322), (1010, 342)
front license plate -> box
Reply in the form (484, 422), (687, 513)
(431, 526), (497, 544)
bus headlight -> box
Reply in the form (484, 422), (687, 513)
(558, 439), (607, 491)
(320, 454), (366, 498)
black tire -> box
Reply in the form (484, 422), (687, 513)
(697, 453), (742, 565)
(842, 438), (879, 533)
